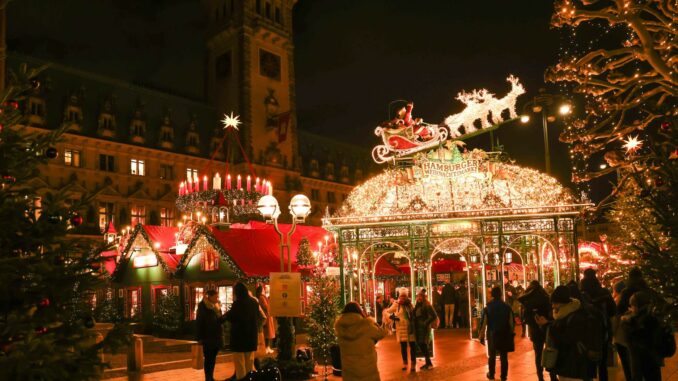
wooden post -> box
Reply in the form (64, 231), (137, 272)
(127, 335), (143, 372)
(191, 342), (204, 369)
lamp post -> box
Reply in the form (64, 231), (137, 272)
(257, 194), (311, 272)
(520, 90), (572, 175)
(257, 193), (311, 362)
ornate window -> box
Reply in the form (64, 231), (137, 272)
(99, 154), (115, 172)
(160, 207), (174, 227)
(160, 164), (173, 180)
(259, 49), (281, 80)
(130, 159), (145, 176)
(131, 205), (146, 225)
(64, 149), (80, 167)
(98, 202), (115, 231)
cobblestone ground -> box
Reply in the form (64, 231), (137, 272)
(106, 329), (678, 381)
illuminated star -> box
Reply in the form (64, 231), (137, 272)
(623, 135), (643, 154)
(222, 112), (241, 130)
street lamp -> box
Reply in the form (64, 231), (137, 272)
(257, 194), (311, 272)
(520, 90), (573, 175)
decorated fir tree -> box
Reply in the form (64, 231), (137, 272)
(0, 65), (129, 379)
(153, 290), (182, 335)
(547, 0), (677, 314)
(295, 237), (313, 267)
(306, 267), (339, 365)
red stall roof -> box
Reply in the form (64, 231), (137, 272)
(210, 223), (328, 277)
(142, 225), (179, 253)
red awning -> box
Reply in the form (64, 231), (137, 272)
(210, 223), (328, 277)
(374, 259), (403, 276)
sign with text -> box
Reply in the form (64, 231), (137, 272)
(269, 272), (302, 317)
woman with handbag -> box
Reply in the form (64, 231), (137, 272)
(384, 289), (417, 372)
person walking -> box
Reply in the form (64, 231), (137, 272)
(535, 285), (592, 381)
(518, 281), (556, 381)
(615, 267), (654, 381)
(375, 294), (385, 326)
(384, 289), (417, 372)
(579, 269), (616, 381)
(479, 286), (515, 381)
(196, 290), (227, 381)
(255, 285), (275, 354)
(224, 282), (261, 380)
(431, 286), (444, 328)
(335, 302), (388, 381)
(621, 291), (664, 381)
(413, 289), (438, 370)
(441, 282), (456, 328)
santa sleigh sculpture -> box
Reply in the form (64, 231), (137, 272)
(372, 103), (449, 164)
(372, 75), (525, 164)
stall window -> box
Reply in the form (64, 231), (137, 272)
(127, 288), (142, 318)
(191, 287), (204, 320)
(201, 248), (220, 271)
(218, 286), (233, 314)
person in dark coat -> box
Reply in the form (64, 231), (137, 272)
(196, 290), (227, 381)
(413, 290), (438, 370)
(224, 282), (261, 380)
(615, 267), (656, 381)
(375, 294), (385, 326)
(622, 291), (664, 381)
(431, 287), (444, 328)
(536, 286), (590, 381)
(580, 268), (616, 381)
(441, 282), (457, 328)
(479, 286), (514, 381)
(518, 281), (556, 381)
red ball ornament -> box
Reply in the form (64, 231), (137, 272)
(45, 147), (58, 159)
(70, 214), (83, 227)
(39, 298), (50, 308)
(661, 122), (670, 131)
(35, 327), (48, 334)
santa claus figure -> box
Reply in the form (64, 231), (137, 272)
(395, 102), (431, 140)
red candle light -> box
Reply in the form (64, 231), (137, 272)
(247, 175), (251, 191)
(203, 176), (208, 191)
(227, 174), (232, 190)
(237, 174), (242, 190)
(255, 177), (260, 192)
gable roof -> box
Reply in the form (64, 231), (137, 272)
(112, 224), (180, 279)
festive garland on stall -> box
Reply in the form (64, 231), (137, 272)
(111, 224), (173, 280)
(174, 224), (247, 279)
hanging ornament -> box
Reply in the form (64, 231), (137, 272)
(2, 175), (16, 184)
(45, 147), (58, 159)
(35, 326), (48, 335)
(83, 316), (95, 329)
(70, 214), (83, 227)
(660, 121), (670, 131)
(31, 79), (40, 89)
(38, 298), (50, 308)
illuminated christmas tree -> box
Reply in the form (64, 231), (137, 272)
(153, 290), (182, 335)
(0, 65), (130, 379)
(306, 267), (339, 365)
(295, 237), (313, 267)
(547, 0), (677, 313)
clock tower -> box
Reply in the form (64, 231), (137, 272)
(204, 0), (298, 170)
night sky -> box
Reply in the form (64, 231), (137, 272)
(7, 0), (584, 191)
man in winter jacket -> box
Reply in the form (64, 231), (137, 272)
(536, 286), (591, 381)
(479, 287), (514, 381)
(224, 282), (261, 379)
(414, 290), (438, 370)
(622, 291), (664, 381)
(196, 290), (227, 381)
(441, 282), (457, 328)
(579, 268), (616, 381)
(518, 281), (556, 381)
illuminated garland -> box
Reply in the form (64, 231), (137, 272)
(175, 189), (264, 216)
(111, 224), (172, 280)
(334, 149), (578, 223)
(175, 225), (246, 279)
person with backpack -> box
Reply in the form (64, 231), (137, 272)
(518, 280), (557, 381)
(621, 291), (675, 381)
(479, 286), (515, 381)
(536, 285), (598, 381)
(579, 268), (616, 381)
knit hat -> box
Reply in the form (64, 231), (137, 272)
(551, 285), (571, 304)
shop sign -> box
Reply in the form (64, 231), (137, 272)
(269, 272), (302, 317)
